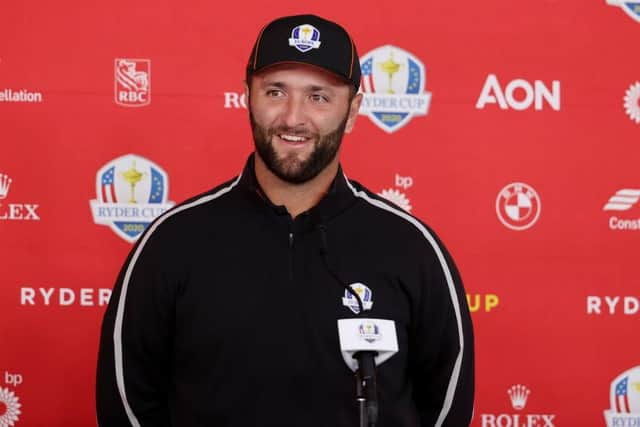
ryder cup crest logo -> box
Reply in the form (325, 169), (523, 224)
(288, 24), (321, 53)
(342, 283), (373, 314)
(624, 82), (640, 124)
(359, 45), (431, 133)
(358, 320), (381, 344)
(115, 58), (151, 107)
(496, 182), (541, 231)
(606, 0), (640, 23)
(604, 366), (640, 426)
(90, 154), (174, 243)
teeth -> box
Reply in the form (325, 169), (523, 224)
(280, 134), (307, 142)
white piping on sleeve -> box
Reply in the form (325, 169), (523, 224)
(112, 175), (242, 427)
(344, 177), (465, 427)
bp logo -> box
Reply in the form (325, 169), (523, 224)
(606, 0), (640, 23)
(604, 366), (640, 426)
(624, 82), (640, 124)
(0, 387), (21, 427)
(359, 45), (431, 133)
(496, 182), (541, 231)
(90, 154), (174, 243)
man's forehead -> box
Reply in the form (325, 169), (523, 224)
(252, 62), (350, 89)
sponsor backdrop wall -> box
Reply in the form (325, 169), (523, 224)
(1, 1), (639, 426)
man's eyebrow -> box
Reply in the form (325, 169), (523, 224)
(308, 85), (335, 93)
(261, 81), (286, 88)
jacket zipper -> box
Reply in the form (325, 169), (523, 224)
(288, 231), (294, 281)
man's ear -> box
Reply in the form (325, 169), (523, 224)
(344, 93), (363, 134)
(244, 80), (250, 104)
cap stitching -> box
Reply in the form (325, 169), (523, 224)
(346, 31), (354, 80)
(252, 24), (269, 70)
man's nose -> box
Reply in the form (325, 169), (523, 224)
(281, 95), (307, 128)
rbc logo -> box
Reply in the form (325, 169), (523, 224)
(89, 154), (174, 243)
(115, 58), (151, 107)
(358, 45), (431, 133)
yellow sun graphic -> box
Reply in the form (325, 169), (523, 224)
(0, 387), (21, 427)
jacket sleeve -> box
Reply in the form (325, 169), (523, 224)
(411, 234), (475, 427)
(96, 227), (179, 427)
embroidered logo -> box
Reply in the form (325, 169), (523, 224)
(342, 283), (373, 314)
(288, 24), (321, 53)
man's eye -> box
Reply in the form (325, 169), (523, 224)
(310, 94), (329, 103)
(266, 89), (284, 97)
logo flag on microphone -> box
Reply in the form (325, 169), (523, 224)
(358, 321), (382, 343)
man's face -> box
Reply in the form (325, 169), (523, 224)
(248, 64), (361, 184)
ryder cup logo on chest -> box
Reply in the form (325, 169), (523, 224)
(496, 183), (541, 231)
(89, 154), (174, 243)
(115, 58), (151, 107)
(342, 283), (373, 314)
(604, 366), (640, 426)
(359, 45), (431, 133)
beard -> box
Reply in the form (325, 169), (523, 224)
(249, 109), (349, 184)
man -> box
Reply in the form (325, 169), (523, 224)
(97, 14), (474, 427)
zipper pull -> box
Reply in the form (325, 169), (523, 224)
(289, 232), (294, 247)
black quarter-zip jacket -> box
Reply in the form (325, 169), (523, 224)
(96, 154), (474, 427)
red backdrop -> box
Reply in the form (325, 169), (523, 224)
(1, 1), (639, 426)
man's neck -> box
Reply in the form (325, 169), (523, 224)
(254, 154), (339, 218)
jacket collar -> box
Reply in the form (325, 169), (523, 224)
(237, 153), (357, 227)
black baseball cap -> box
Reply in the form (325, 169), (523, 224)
(246, 14), (361, 89)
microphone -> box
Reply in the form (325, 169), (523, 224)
(317, 224), (398, 425)
(338, 318), (399, 427)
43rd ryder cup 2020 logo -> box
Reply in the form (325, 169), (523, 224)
(358, 45), (431, 133)
(90, 154), (174, 243)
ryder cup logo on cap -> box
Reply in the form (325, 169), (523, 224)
(288, 24), (321, 53)
(90, 154), (174, 243)
(606, 0), (640, 23)
(342, 283), (373, 314)
(496, 182), (541, 231)
(604, 366), (640, 426)
(359, 45), (431, 133)
(115, 58), (151, 107)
